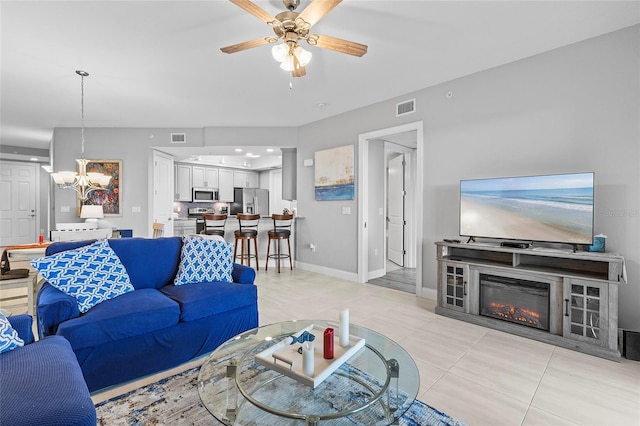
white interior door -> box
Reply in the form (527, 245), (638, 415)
(387, 154), (405, 266)
(0, 161), (37, 246)
(152, 151), (174, 237)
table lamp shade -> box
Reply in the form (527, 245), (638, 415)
(80, 205), (104, 219)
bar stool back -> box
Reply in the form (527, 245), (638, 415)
(234, 214), (261, 269)
(201, 214), (227, 238)
(265, 213), (294, 273)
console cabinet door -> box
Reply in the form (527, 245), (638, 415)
(441, 262), (469, 312)
(563, 278), (609, 347)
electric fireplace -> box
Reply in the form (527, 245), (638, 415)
(480, 274), (550, 331)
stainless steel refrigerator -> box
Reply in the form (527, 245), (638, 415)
(231, 188), (269, 216)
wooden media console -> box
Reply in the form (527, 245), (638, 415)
(435, 241), (626, 361)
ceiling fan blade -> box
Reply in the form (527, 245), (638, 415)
(297, 0), (342, 27)
(220, 37), (272, 54)
(312, 34), (368, 57)
(229, 0), (278, 24)
(292, 65), (306, 78)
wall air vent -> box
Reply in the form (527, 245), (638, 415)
(396, 99), (416, 117)
(171, 133), (186, 144)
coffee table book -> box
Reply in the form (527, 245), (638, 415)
(254, 324), (366, 388)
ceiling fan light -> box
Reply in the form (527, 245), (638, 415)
(280, 55), (295, 71)
(271, 44), (288, 63)
(294, 46), (312, 66)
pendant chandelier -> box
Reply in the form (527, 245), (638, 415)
(51, 70), (111, 201)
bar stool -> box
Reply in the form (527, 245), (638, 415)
(201, 214), (227, 238)
(234, 214), (260, 269)
(265, 213), (294, 273)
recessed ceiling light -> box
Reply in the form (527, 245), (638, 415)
(30, 157), (39, 161)
(246, 152), (253, 156)
(317, 102), (328, 109)
(235, 148), (243, 152)
(266, 148), (274, 152)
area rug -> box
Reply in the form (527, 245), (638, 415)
(95, 366), (467, 426)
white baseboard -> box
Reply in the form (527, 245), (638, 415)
(295, 261), (359, 283)
(368, 268), (385, 280)
(419, 287), (437, 300)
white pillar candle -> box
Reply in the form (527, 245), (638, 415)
(302, 342), (315, 376)
(339, 308), (350, 347)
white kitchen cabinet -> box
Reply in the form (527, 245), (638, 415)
(218, 168), (234, 201)
(234, 170), (259, 188)
(192, 166), (219, 189)
(175, 164), (192, 201)
(174, 219), (197, 236)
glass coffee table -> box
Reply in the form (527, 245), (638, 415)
(198, 320), (420, 425)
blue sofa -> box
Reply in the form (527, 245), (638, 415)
(36, 237), (258, 392)
(0, 314), (96, 426)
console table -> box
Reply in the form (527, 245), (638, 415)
(435, 241), (626, 361)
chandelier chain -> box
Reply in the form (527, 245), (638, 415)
(80, 72), (85, 156)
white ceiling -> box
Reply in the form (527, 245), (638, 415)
(2, 0), (639, 154)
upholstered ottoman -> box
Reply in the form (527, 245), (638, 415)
(0, 314), (96, 426)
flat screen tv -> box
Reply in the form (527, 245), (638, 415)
(460, 172), (594, 245)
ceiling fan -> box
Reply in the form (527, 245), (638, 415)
(221, 0), (368, 77)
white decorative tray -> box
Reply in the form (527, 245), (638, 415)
(254, 324), (366, 388)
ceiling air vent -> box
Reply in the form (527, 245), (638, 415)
(171, 133), (186, 144)
(396, 99), (416, 117)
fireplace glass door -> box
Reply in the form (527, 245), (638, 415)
(480, 275), (550, 331)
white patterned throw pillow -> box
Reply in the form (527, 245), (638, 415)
(174, 235), (233, 285)
(31, 239), (134, 313)
(0, 313), (24, 353)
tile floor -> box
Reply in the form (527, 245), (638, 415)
(91, 268), (639, 425)
(257, 269), (639, 426)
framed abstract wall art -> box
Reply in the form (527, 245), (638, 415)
(77, 159), (122, 216)
(315, 145), (355, 201)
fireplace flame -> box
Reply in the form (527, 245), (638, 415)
(487, 302), (542, 326)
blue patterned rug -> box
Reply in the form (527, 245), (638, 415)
(96, 366), (467, 426)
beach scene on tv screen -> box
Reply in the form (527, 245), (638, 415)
(460, 173), (594, 244)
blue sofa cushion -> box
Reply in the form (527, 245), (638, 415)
(44, 238), (183, 290)
(7, 314), (34, 344)
(160, 281), (258, 322)
(0, 335), (96, 426)
(57, 288), (180, 350)
(174, 236), (233, 285)
(31, 239), (134, 313)
(0, 313), (24, 353)
(108, 237), (182, 289)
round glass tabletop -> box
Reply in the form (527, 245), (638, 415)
(198, 320), (420, 425)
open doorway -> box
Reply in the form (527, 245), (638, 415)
(368, 138), (417, 293)
(357, 121), (424, 296)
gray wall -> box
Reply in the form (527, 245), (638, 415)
(294, 25), (639, 330)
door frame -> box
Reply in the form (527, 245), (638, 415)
(357, 121), (424, 296)
(150, 150), (175, 237)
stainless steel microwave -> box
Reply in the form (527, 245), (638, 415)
(192, 187), (218, 203)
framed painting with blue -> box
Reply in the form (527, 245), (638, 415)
(76, 159), (122, 216)
(315, 145), (355, 201)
